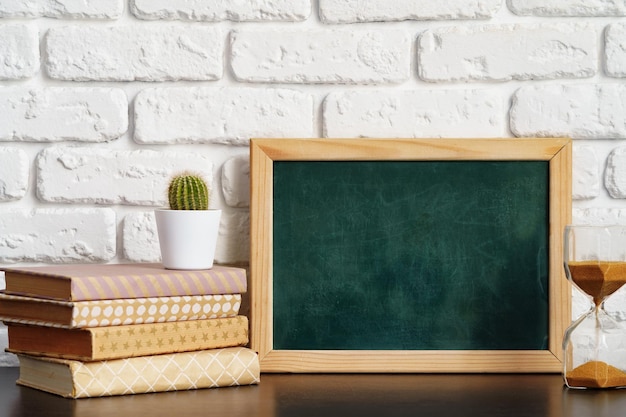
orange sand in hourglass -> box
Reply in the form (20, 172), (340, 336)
(565, 260), (626, 388)
(566, 261), (626, 306)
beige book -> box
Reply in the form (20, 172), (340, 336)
(16, 347), (260, 398)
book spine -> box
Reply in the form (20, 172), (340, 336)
(90, 316), (250, 360)
(0, 293), (242, 328)
(18, 347), (260, 398)
(70, 266), (247, 301)
(9, 316), (250, 361)
(71, 294), (242, 328)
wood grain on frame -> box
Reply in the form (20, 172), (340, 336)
(250, 138), (572, 373)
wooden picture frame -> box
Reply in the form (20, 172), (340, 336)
(250, 138), (572, 373)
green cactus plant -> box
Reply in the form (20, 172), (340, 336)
(167, 173), (209, 210)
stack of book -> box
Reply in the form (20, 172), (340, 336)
(0, 263), (260, 398)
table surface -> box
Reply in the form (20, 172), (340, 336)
(2, 368), (626, 417)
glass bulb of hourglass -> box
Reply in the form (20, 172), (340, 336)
(566, 261), (626, 307)
(563, 225), (626, 389)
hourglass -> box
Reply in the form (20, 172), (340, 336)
(563, 225), (626, 389)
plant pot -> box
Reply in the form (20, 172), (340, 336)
(154, 209), (222, 270)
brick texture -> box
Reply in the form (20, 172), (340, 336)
(0, 88), (128, 142)
(231, 29), (411, 84)
(131, 0), (310, 21)
(323, 89), (503, 138)
(46, 26), (223, 81)
(572, 145), (600, 200)
(221, 155), (250, 208)
(134, 87), (313, 145)
(0, 0), (123, 19)
(215, 210), (250, 264)
(511, 84), (626, 138)
(573, 208), (626, 225)
(0, 24), (38, 80)
(0, 147), (28, 201)
(0, 208), (116, 263)
(605, 23), (626, 77)
(320, 0), (501, 23)
(36, 147), (213, 205)
(509, 0), (626, 16)
(122, 211), (159, 263)
(606, 147), (626, 198)
(418, 24), (596, 82)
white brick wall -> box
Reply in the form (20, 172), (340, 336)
(319, 0), (501, 23)
(130, 0), (310, 22)
(221, 155), (250, 208)
(1, 0), (626, 366)
(510, 84), (626, 138)
(36, 147), (213, 205)
(0, 147), (28, 201)
(0, 88), (128, 141)
(0, 208), (115, 263)
(0, 0), (123, 19)
(508, 0), (626, 16)
(122, 211), (159, 262)
(134, 87), (314, 145)
(572, 145), (600, 200)
(0, 24), (38, 79)
(606, 147), (626, 198)
(230, 29), (411, 84)
(323, 89), (503, 138)
(605, 23), (626, 77)
(46, 26), (224, 81)
(418, 24), (597, 82)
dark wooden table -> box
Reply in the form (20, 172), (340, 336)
(1, 368), (625, 417)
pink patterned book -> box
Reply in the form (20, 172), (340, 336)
(1, 263), (247, 301)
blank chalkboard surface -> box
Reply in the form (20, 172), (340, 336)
(250, 138), (572, 373)
(273, 161), (549, 351)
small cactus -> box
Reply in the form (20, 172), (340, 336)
(168, 173), (209, 210)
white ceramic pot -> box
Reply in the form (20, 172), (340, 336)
(154, 209), (222, 270)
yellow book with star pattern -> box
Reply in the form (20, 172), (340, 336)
(6, 316), (249, 361)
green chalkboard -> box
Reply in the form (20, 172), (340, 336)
(272, 161), (549, 351)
